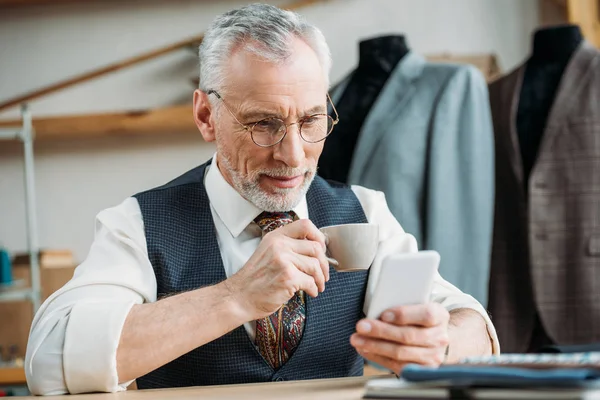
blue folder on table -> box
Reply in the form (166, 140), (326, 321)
(401, 364), (600, 388)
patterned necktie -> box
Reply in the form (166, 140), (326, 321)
(253, 211), (306, 370)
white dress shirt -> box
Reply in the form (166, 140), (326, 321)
(25, 156), (499, 395)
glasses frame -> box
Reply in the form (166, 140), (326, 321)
(207, 89), (339, 148)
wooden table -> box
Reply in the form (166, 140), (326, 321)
(18, 375), (393, 399)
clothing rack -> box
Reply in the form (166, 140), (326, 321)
(0, 104), (42, 313)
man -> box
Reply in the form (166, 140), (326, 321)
(25, 4), (498, 395)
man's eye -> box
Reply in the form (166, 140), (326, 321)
(304, 115), (327, 126)
(252, 119), (282, 133)
(255, 120), (274, 128)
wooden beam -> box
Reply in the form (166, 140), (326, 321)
(0, 0), (327, 112)
(0, 38), (204, 113)
(0, 104), (196, 140)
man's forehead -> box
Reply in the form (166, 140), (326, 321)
(225, 38), (326, 93)
(224, 72), (327, 117)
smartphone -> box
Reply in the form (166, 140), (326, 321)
(366, 250), (440, 320)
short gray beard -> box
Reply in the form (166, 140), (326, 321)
(218, 151), (316, 212)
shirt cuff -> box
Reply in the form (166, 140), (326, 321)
(63, 300), (135, 394)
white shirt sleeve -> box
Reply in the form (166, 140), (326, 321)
(25, 197), (154, 395)
(352, 185), (499, 355)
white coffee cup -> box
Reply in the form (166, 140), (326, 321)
(319, 223), (379, 272)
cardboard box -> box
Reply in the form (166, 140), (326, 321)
(0, 259), (75, 360)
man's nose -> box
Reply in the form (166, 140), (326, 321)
(273, 124), (305, 168)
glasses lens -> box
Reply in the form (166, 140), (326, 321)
(251, 118), (286, 146)
(300, 115), (335, 143)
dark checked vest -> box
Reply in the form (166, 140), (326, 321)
(134, 160), (369, 389)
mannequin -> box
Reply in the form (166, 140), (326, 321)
(517, 25), (583, 182)
(319, 35), (410, 183)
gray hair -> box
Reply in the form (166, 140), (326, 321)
(198, 3), (332, 93)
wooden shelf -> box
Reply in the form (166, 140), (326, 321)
(0, 104), (196, 140)
(0, 366), (26, 386)
(0, 288), (33, 303)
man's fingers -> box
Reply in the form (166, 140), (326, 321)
(382, 304), (450, 327)
(278, 219), (327, 251)
(350, 334), (444, 366)
(289, 238), (330, 282)
(293, 254), (326, 293)
(357, 352), (408, 376)
(356, 319), (449, 348)
(295, 269), (319, 298)
(283, 263), (319, 298)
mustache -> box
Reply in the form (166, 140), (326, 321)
(255, 166), (314, 178)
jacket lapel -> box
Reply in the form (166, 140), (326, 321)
(534, 41), (600, 162)
(341, 52), (424, 184)
(500, 66), (526, 187)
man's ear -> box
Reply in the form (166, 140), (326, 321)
(193, 89), (216, 142)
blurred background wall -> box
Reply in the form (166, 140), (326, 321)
(0, 0), (540, 262)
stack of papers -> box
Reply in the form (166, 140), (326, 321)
(457, 352), (600, 369)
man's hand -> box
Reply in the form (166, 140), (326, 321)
(226, 219), (330, 321)
(350, 303), (450, 374)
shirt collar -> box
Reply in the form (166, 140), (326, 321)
(205, 153), (308, 238)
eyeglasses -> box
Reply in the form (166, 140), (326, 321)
(207, 89), (339, 148)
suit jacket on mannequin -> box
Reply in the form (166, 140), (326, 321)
(488, 26), (600, 353)
(319, 35), (408, 183)
(329, 48), (495, 305)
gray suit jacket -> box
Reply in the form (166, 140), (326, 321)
(331, 52), (495, 305)
(488, 42), (600, 353)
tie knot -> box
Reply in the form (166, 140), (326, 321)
(254, 211), (298, 233)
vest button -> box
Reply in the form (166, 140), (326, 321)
(275, 377), (285, 382)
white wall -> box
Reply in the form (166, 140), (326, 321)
(0, 0), (540, 261)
